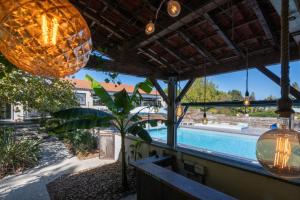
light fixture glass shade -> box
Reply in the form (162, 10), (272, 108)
(243, 96), (250, 106)
(176, 103), (184, 118)
(167, 0), (181, 17)
(145, 21), (155, 35)
(0, 0), (92, 78)
(243, 91), (250, 106)
(256, 118), (300, 178)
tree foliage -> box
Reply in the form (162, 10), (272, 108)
(0, 55), (78, 113)
(182, 78), (233, 103)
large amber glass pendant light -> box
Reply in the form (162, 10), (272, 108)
(0, 0), (92, 78)
(256, 0), (300, 178)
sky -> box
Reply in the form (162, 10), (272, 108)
(74, 60), (300, 100)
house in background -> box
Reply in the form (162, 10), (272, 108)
(0, 78), (163, 122)
(70, 78), (163, 109)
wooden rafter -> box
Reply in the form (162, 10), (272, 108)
(134, 0), (231, 49)
(177, 31), (219, 64)
(246, 0), (278, 47)
(138, 48), (180, 74)
(179, 45), (299, 80)
(256, 66), (300, 100)
(73, 1), (126, 40)
(156, 40), (198, 70)
(100, 0), (144, 30)
(204, 13), (245, 58)
(176, 78), (196, 103)
(149, 78), (169, 105)
(86, 52), (167, 79)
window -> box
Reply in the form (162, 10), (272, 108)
(142, 97), (161, 107)
(75, 93), (86, 105)
(93, 95), (104, 106)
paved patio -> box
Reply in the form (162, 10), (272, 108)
(0, 138), (114, 200)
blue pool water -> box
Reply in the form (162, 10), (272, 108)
(149, 128), (258, 160)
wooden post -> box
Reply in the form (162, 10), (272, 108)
(167, 77), (177, 148)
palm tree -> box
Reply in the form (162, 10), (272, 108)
(52, 75), (163, 190)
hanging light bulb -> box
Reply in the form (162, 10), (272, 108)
(256, 117), (300, 178)
(256, 0), (300, 178)
(202, 62), (209, 125)
(243, 48), (250, 106)
(0, 0), (92, 78)
(176, 103), (184, 118)
(145, 21), (155, 35)
(202, 111), (208, 125)
(167, 0), (181, 17)
(244, 91), (250, 106)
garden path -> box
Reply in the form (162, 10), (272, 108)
(0, 138), (114, 200)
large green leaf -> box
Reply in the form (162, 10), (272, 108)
(128, 118), (165, 130)
(53, 118), (111, 132)
(113, 89), (132, 115)
(131, 79), (153, 103)
(127, 124), (152, 143)
(52, 108), (113, 120)
(85, 75), (116, 112)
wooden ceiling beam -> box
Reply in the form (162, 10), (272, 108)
(73, 1), (126, 40)
(101, 0), (147, 29)
(133, 0), (231, 49)
(246, 0), (278, 47)
(156, 40), (199, 70)
(257, 66), (300, 100)
(204, 13), (245, 58)
(177, 31), (219, 64)
(138, 48), (180, 74)
(100, 0), (143, 32)
(85, 52), (168, 79)
(179, 45), (300, 80)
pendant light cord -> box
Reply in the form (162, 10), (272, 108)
(246, 48), (249, 94)
(154, 0), (167, 24)
(203, 63), (207, 113)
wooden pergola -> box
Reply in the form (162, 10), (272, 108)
(70, 0), (300, 147)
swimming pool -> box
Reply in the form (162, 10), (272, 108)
(148, 127), (259, 161)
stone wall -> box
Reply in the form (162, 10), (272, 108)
(183, 109), (300, 129)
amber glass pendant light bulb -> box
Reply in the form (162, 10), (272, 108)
(243, 91), (250, 106)
(167, 0), (181, 17)
(256, 117), (300, 178)
(145, 21), (155, 35)
(176, 103), (184, 118)
(0, 0), (92, 78)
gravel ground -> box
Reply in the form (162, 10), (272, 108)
(0, 138), (113, 200)
(47, 162), (136, 200)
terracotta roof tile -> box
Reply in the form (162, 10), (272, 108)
(66, 78), (158, 95)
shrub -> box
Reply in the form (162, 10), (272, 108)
(66, 130), (98, 155)
(249, 111), (278, 118)
(0, 128), (40, 178)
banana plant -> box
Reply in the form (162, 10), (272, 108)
(51, 75), (163, 190)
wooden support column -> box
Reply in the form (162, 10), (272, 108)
(257, 66), (300, 100)
(167, 77), (177, 148)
